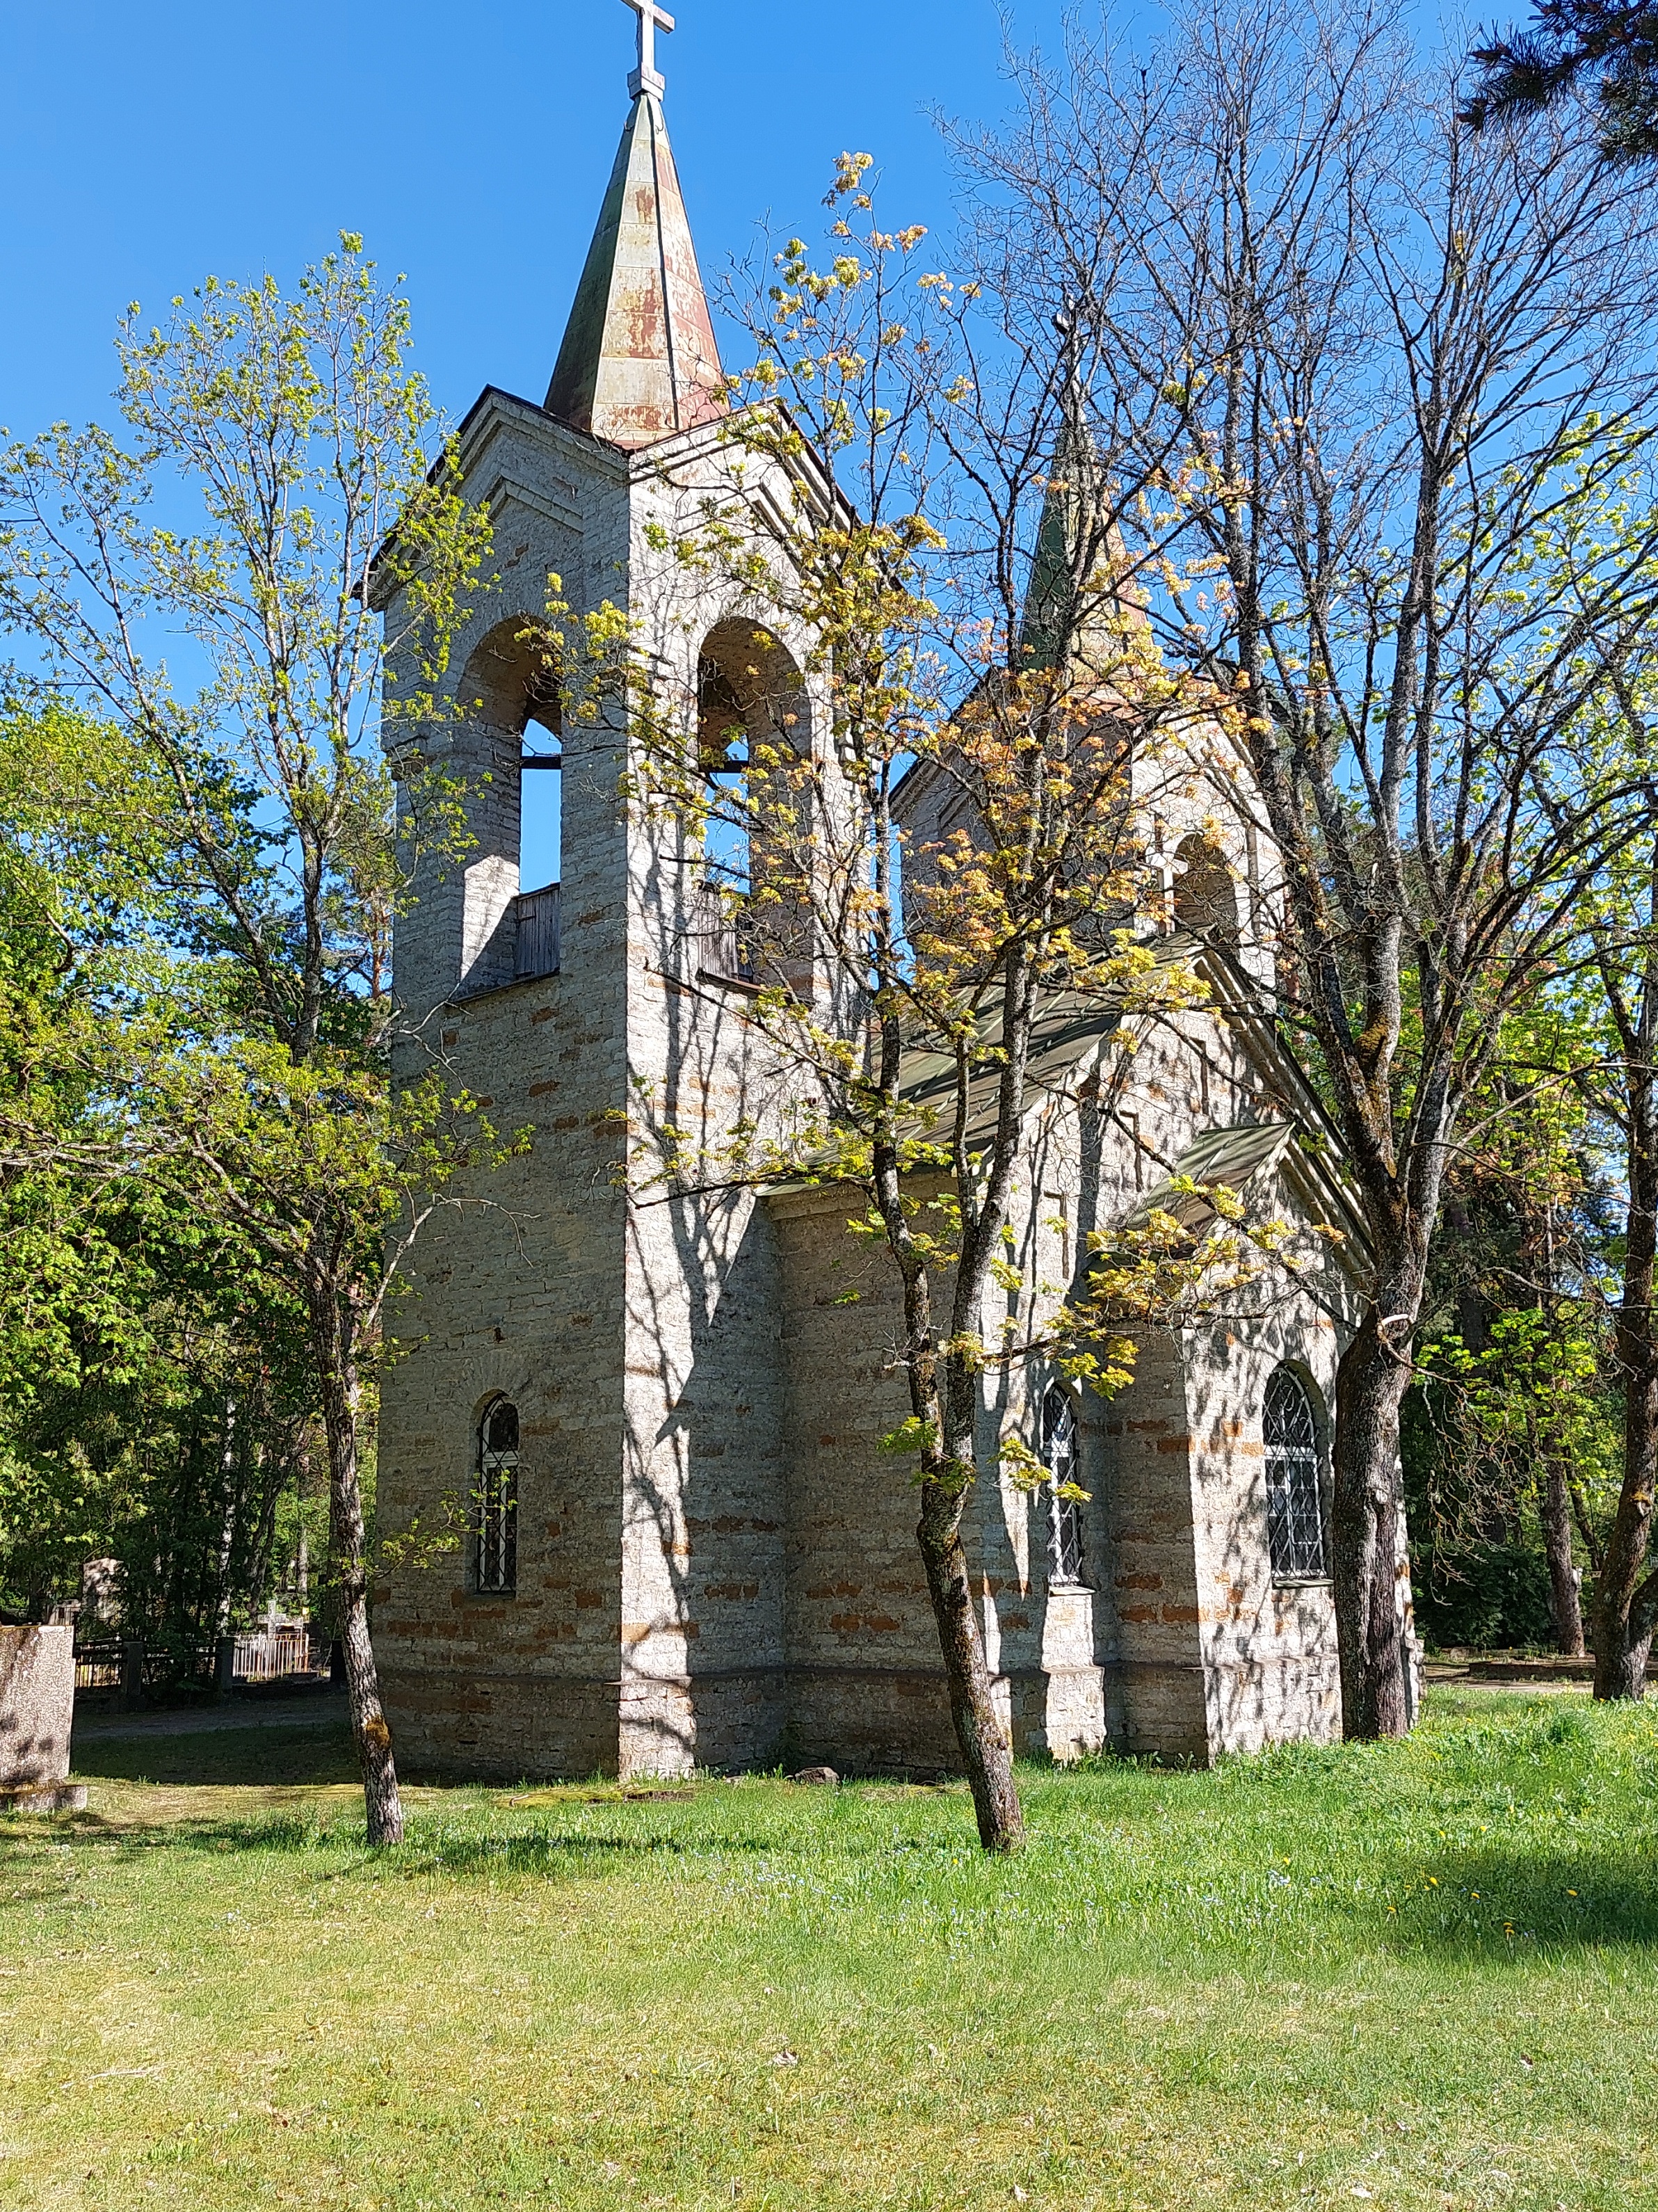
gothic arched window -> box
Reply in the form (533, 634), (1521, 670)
(475, 1397), (520, 1596)
(1042, 1384), (1086, 1587)
(1263, 1368), (1327, 1579)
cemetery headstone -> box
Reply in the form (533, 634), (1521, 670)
(0, 1625), (85, 1813)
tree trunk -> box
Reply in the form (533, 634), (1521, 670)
(1333, 1312), (1411, 1739)
(869, 985), (1024, 1855)
(1592, 1353), (1658, 1699)
(1542, 1462), (1586, 1657)
(1598, 1627), (1651, 1698)
(1595, 1044), (1658, 1701)
(916, 1473), (1024, 1852)
(308, 1276), (404, 1845)
(213, 1395), (238, 1637)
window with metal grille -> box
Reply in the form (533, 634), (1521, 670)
(1263, 1368), (1327, 1579)
(475, 1397), (519, 1596)
(1042, 1384), (1086, 1586)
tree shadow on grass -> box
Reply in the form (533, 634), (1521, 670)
(54, 1720), (783, 1875)
(1366, 1842), (1658, 1957)
(394, 1827), (771, 1877)
(72, 1722), (360, 1790)
(30, 1804), (773, 1882)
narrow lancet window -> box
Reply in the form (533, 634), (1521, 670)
(1263, 1368), (1327, 1579)
(1042, 1384), (1086, 1586)
(475, 1396), (520, 1596)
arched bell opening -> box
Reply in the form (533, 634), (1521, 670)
(462, 618), (563, 745)
(455, 617), (565, 985)
(693, 618), (814, 993)
(1171, 832), (1241, 945)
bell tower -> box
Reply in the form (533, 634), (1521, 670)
(386, 0), (732, 1028)
(374, 3), (829, 1781)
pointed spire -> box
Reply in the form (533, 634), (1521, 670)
(1019, 427), (1093, 671)
(1020, 305), (1142, 678)
(545, 5), (724, 450)
(1022, 307), (1101, 671)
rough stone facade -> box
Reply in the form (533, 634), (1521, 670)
(0, 1626), (75, 1790)
(373, 67), (1414, 1784)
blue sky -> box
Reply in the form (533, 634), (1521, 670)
(0, 0), (1076, 442)
(1, 0), (1085, 885)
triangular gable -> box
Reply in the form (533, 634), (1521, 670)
(890, 930), (1369, 1263)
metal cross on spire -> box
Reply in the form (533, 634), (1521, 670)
(623, 0), (675, 99)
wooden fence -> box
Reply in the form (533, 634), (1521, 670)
(74, 1627), (324, 1692)
(73, 1642), (122, 1690)
(73, 1640), (211, 1692)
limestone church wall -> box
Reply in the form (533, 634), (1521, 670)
(377, 873), (1361, 1780)
(1182, 1313), (1343, 1757)
(766, 1174), (1115, 1775)
(371, 280), (1365, 1793)
(373, 969), (634, 1779)
(1085, 1011), (1351, 1761)
(768, 1182), (953, 1772)
(373, 399), (641, 1779)
(615, 972), (791, 1778)
(376, 394), (845, 1784)
(763, 989), (1358, 1777)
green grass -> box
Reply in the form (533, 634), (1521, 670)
(3, 1690), (1658, 2210)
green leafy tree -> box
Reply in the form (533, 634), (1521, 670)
(1405, 993), (1618, 1656)
(0, 243), (494, 1843)
(0, 697), (326, 1647)
(1555, 709), (1658, 1694)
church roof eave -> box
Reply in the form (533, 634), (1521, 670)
(1182, 936), (1372, 1267)
(364, 385), (633, 617)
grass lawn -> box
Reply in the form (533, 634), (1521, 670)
(3, 1691), (1658, 2210)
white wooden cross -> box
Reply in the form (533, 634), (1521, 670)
(623, 0), (675, 97)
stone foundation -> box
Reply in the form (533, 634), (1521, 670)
(0, 1782), (88, 1815)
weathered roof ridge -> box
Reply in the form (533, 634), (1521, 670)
(544, 89), (725, 451)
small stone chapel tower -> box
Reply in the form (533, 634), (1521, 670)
(375, 4), (834, 1778)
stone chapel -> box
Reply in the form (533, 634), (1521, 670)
(373, 4), (1403, 1779)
